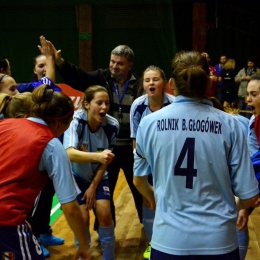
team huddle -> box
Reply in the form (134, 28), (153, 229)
(1, 36), (260, 260)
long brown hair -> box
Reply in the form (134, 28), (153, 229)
(171, 51), (209, 99)
(30, 84), (74, 124)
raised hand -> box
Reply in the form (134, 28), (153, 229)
(38, 35), (53, 58)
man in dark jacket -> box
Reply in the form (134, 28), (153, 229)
(51, 42), (143, 228)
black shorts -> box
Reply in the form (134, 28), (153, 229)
(0, 224), (44, 260)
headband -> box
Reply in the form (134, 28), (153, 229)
(0, 74), (8, 83)
(44, 109), (74, 121)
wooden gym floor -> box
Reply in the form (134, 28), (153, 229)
(47, 170), (260, 260)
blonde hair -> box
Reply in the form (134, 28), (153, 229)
(223, 59), (235, 70)
(0, 92), (32, 118)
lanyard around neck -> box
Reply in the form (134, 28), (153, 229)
(113, 80), (129, 105)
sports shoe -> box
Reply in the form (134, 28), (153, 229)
(143, 242), (151, 259)
(40, 245), (50, 258)
(38, 233), (65, 246)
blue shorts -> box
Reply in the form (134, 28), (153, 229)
(73, 174), (110, 205)
(0, 224), (44, 260)
(150, 247), (239, 260)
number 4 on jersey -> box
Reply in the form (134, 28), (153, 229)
(174, 138), (197, 189)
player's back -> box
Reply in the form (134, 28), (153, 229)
(135, 95), (257, 255)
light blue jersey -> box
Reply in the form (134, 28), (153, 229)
(130, 92), (175, 138)
(28, 118), (80, 205)
(134, 96), (259, 255)
(232, 114), (249, 137)
(63, 109), (119, 183)
(248, 115), (258, 157)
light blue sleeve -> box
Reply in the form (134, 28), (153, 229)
(229, 118), (259, 199)
(248, 116), (259, 157)
(40, 138), (80, 204)
(133, 123), (151, 176)
(130, 100), (138, 139)
(131, 110), (141, 139)
(130, 96), (147, 139)
(63, 113), (81, 150)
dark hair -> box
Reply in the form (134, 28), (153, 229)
(0, 55), (8, 71)
(81, 85), (109, 110)
(247, 56), (256, 64)
(30, 84), (74, 124)
(31, 54), (45, 82)
(250, 74), (260, 81)
(111, 45), (134, 64)
(209, 97), (224, 111)
(0, 74), (10, 91)
(171, 51), (209, 99)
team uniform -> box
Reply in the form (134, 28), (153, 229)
(17, 77), (61, 93)
(130, 92), (175, 258)
(21, 77), (63, 254)
(134, 96), (259, 257)
(0, 118), (80, 260)
(63, 108), (119, 187)
(63, 109), (119, 259)
(57, 61), (143, 225)
(130, 92), (175, 139)
(247, 115), (260, 189)
(248, 115), (259, 157)
(229, 114), (250, 260)
(231, 114), (249, 137)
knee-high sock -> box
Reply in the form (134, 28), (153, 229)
(236, 227), (249, 260)
(143, 206), (155, 242)
(74, 226), (91, 248)
(99, 222), (115, 260)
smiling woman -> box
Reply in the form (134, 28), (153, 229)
(63, 85), (119, 260)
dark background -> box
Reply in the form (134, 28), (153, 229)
(1, 0), (260, 82)
(173, 0), (260, 69)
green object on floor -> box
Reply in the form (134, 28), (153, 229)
(50, 194), (62, 225)
(143, 242), (151, 259)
